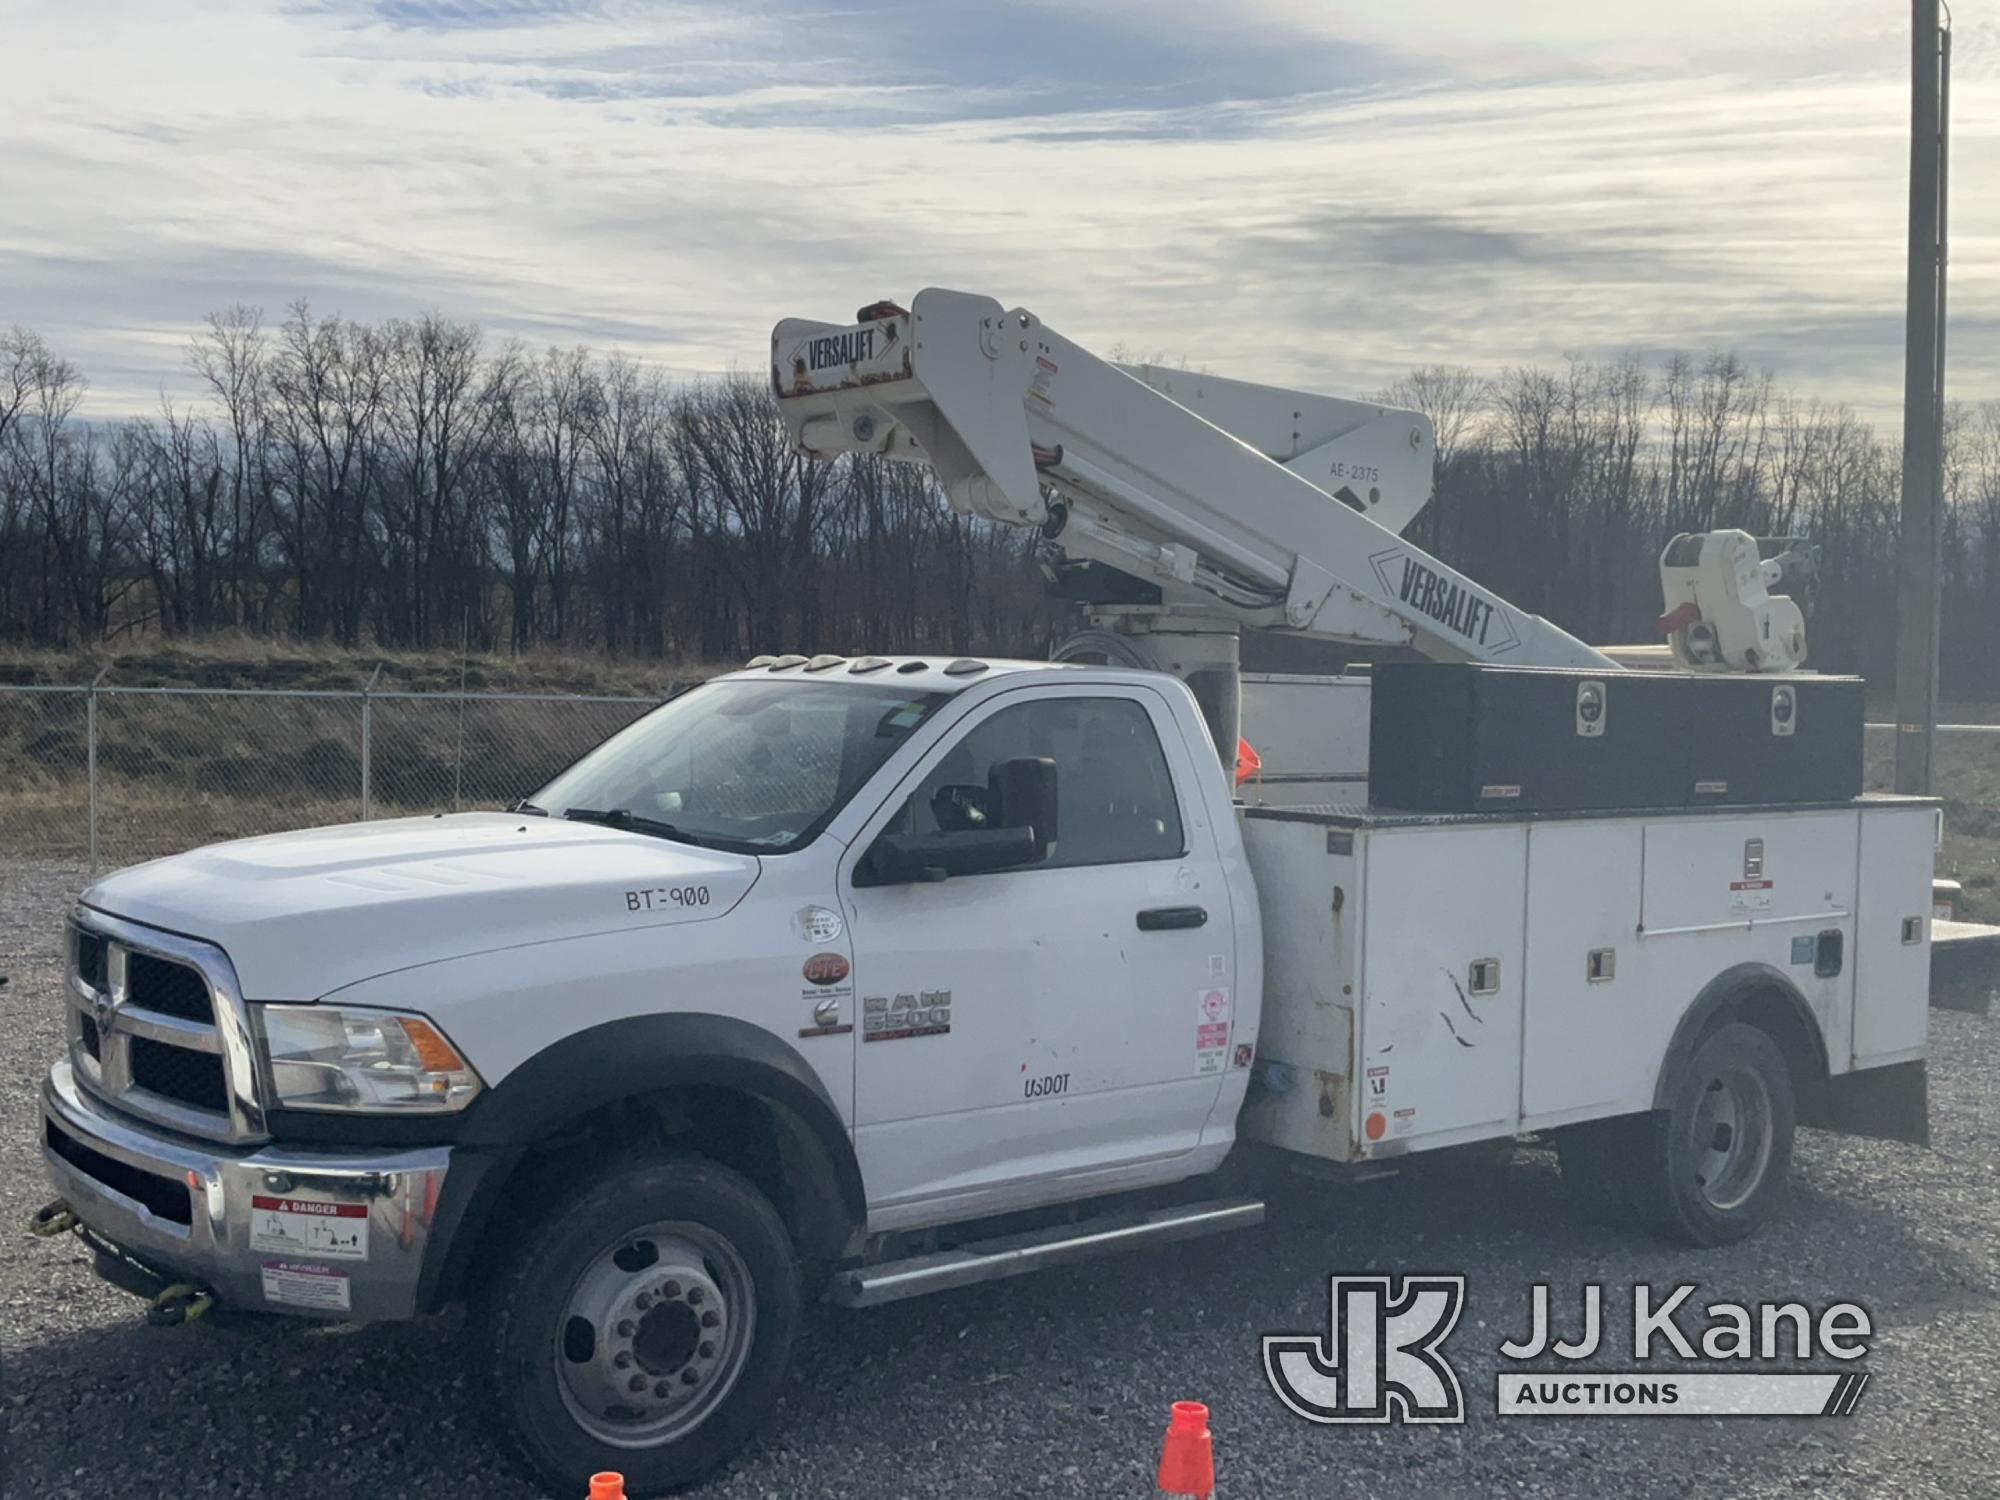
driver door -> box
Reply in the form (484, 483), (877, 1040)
(841, 684), (1234, 1224)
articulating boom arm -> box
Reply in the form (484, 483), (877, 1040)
(773, 288), (1614, 670)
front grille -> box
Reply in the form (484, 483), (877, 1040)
(129, 1036), (230, 1113)
(44, 1117), (192, 1226)
(127, 953), (212, 1023)
(67, 915), (257, 1143)
(76, 930), (109, 991)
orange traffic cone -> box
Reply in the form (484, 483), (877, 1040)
(588, 1474), (626, 1500)
(1157, 1400), (1215, 1498)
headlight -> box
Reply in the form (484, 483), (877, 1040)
(257, 1004), (483, 1113)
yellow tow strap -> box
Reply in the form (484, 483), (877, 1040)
(31, 1199), (216, 1326)
(27, 1199), (76, 1238)
(146, 1282), (216, 1326)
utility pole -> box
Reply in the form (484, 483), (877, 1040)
(1894, 1), (1950, 793)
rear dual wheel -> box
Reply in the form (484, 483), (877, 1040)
(1558, 1021), (1796, 1246)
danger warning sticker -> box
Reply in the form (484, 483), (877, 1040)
(1196, 1020), (1230, 1075)
(260, 1260), (352, 1313)
(1729, 878), (1775, 915)
(251, 1196), (370, 1260)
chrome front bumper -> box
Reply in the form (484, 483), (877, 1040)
(41, 1059), (452, 1321)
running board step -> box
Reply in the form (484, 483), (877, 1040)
(829, 1196), (1265, 1308)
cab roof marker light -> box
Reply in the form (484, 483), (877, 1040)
(849, 657), (892, 674)
(768, 655), (808, 671)
(943, 659), (989, 676)
(804, 654), (847, 672)
(745, 654), (777, 668)
(896, 661), (929, 674)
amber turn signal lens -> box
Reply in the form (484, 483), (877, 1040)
(398, 1016), (469, 1073)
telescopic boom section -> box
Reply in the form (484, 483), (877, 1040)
(772, 288), (1615, 669)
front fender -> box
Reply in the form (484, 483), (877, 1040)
(460, 1010), (855, 1186)
(420, 1014), (866, 1310)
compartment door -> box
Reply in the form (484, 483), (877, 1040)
(1639, 810), (1859, 1075)
(1358, 825), (1527, 1146)
(1520, 822), (1644, 1122)
(1852, 806), (1934, 1067)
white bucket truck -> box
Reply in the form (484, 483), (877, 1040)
(37, 290), (1934, 1493)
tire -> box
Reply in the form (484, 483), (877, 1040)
(1559, 1023), (1796, 1244)
(468, 1153), (802, 1496)
(1631, 1021), (1796, 1245)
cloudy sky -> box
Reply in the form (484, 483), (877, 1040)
(3, 0), (1993, 424)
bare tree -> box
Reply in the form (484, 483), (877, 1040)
(266, 303), (390, 643)
(188, 307), (271, 626)
(674, 378), (829, 651)
(8, 309), (2000, 699)
(378, 313), (496, 647)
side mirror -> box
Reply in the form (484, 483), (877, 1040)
(862, 825), (1044, 885)
(988, 756), (1058, 863)
(857, 756), (1060, 886)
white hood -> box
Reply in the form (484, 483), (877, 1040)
(82, 812), (761, 1001)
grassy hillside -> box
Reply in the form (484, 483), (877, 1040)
(3, 638), (1994, 919)
(0, 637), (717, 866)
(0, 634), (722, 696)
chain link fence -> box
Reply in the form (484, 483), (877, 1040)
(1, 684), (1995, 918)
(0, 684), (662, 874)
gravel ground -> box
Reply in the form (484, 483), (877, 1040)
(3, 856), (1995, 1500)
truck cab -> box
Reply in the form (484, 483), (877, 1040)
(41, 655), (1261, 1494)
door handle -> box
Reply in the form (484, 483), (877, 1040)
(1137, 905), (1208, 931)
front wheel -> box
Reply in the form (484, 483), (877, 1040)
(469, 1154), (801, 1496)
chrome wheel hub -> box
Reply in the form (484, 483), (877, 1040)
(1689, 1066), (1774, 1213)
(554, 1223), (754, 1447)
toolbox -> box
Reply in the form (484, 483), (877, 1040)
(1683, 673), (1865, 806)
(1368, 661), (1864, 813)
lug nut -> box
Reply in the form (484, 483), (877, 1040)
(661, 1279), (681, 1298)
(655, 1380), (672, 1398)
(698, 1341), (715, 1359)
(686, 1287), (704, 1306)
(635, 1292), (654, 1311)
(628, 1374), (647, 1393)
(614, 1351), (632, 1369)
(616, 1319), (635, 1337)
(701, 1310), (720, 1329)
(681, 1368), (700, 1385)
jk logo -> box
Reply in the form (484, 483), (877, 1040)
(1263, 1275), (1466, 1424)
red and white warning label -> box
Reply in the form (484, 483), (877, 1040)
(260, 1260), (352, 1313)
(250, 1196), (370, 1260)
(1729, 878), (1775, 915)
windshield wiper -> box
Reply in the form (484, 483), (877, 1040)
(561, 807), (708, 846)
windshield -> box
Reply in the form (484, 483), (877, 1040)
(531, 677), (947, 854)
